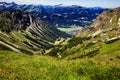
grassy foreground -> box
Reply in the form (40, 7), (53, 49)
(0, 50), (120, 80)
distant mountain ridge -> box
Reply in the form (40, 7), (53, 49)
(0, 2), (108, 28)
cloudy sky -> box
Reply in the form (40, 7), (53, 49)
(1, 0), (120, 8)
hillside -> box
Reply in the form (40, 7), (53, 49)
(0, 50), (120, 80)
(47, 7), (120, 78)
(0, 2), (107, 28)
(49, 7), (120, 58)
(0, 5), (120, 80)
(0, 10), (70, 54)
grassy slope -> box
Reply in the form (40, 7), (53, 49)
(0, 50), (120, 80)
(0, 30), (54, 55)
(49, 36), (120, 64)
(0, 36), (120, 80)
(46, 22), (120, 79)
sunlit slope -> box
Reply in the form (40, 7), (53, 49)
(0, 50), (120, 80)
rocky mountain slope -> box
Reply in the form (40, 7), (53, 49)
(0, 10), (70, 54)
(0, 2), (107, 28)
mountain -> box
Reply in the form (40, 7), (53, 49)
(0, 10), (70, 54)
(48, 7), (120, 64)
(46, 8), (120, 79)
(38, 5), (107, 28)
(0, 5), (120, 80)
(77, 7), (120, 37)
(0, 2), (107, 28)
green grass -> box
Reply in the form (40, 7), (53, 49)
(0, 30), (55, 54)
(99, 40), (120, 54)
(0, 50), (120, 80)
(0, 29), (120, 80)
(10, 31), (27, 41)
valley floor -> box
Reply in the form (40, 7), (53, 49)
(58, 27), (82, 35)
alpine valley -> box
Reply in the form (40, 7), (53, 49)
(0, 2), (120, 80)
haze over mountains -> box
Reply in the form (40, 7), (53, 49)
(0, 2), (107, 28)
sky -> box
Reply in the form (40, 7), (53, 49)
(1, 0), (120, 8)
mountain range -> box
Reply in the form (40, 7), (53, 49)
(0, 2), (120, 80)
(0, 2), (108, 28)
